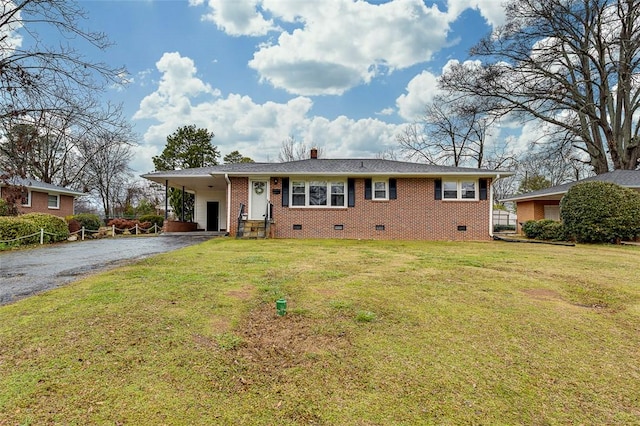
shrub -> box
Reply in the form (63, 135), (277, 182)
(561, 181), (640, 243)
(0, 198), (14, 216)
(0, 216), (40, 245)
(21, 213), (69, 243)
(138, 214), (164, 230)
(522, 219), (566, 241)
(71, 213), (102, 231)
(68, 219), (81, 234)
(107, 218), (139, 234)
(493, 224), (516, 232)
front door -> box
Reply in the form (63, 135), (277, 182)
(249, 179), (269, 220)
(206, 201), (219, 231)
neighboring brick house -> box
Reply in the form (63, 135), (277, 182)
(0, 176), (85, 218)
(502, 170), (640, 234)
(142, 152), (512, 241)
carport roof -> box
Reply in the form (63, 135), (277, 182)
(502, 170), (640, 202)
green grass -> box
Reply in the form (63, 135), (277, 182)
(1, 239), (639, 425)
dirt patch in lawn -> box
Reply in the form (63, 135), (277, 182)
(224, 302), (353, 386)
(226, 286), (254, 300)
(522, 288), (562, 301)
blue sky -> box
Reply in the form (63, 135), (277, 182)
(71, 0), (508, 175)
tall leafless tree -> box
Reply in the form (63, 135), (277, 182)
(396, 94), (513, 169)
(440, 0), (640, 174)
(278, 135), (323, 161)
(0, 0), (125, 121)
(81, 129), (134, 218)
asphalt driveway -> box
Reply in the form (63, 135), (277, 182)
(0, 235), (215, 306)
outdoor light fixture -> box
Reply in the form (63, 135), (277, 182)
(274, 178), (278, 184)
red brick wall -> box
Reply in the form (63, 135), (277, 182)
(15, 191), (75, 218)
(515, 200), (560, 233)
(231, 177), (493, 241)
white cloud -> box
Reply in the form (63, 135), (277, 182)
(376, 108), (395, 116)
(193, 0), (452, 95)
(133, 52), (220, 122)
(132, 52), (402, 173)
(0, 2), (23, 58)
(395, 70), (441, 121)
(446, 0), (506, 27)
(251, 0), (451, 95)
(198, 0), (277, 36)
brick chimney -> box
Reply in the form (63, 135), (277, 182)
(310, 147), (318, 159)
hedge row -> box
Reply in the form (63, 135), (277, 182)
(523, 181), (640, 244)
(561, 181), (640, 243)
(522, 219), (566, 241)
(0, 213), (69, 246)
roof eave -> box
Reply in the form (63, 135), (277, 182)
(220, 171), (513, 178)
(501, 191), (566, 202)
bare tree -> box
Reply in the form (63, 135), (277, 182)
(278, 135), (323, 161)
(0, 0), (125, 121)
(440, 0), (640, 173)
(396, 94), (511, 168)
(80, 128), (135, 218)
(0, 0), (129, 215)
(375, 148), (399, 160)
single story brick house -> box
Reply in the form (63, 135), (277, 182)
(502, 170), (640, 233)
(0, 176), (85, 218)
(142, 151), (512, 241)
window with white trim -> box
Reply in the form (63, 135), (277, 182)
(292, 181), (306, 206)
(21, 189), (31, 206)
(48, 194), (60, 209)
(373, 180), (388, 200)
(290, 180), (347, 207)
(442, 180), (477, 200)
(330, 181), (345, 206)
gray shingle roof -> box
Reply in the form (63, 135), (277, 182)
(0, 175), (85, 196)
(142, 159), (512, 179)
(502, 170), (640, 202)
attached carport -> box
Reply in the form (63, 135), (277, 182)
(141, 168), (229, 232)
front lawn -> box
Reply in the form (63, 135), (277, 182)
(0, 239), (638, 424)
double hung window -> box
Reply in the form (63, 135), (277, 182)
(373, 180), (387, 200)
(290, 180), (347, 207)
(21, 190), (31, 206)
(48, 194), (60, 209)
(442, 180), (477, 200)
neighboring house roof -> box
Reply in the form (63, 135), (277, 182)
(502, 170), (640, 202)
(0, 175), (85, 197)
(142, 159), (513, 180)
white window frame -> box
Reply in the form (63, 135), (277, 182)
(47, 193), (60, 209)
(442, 179), (478, 201)
(291, 180), (306, 206)
(289, 179), (347, 208)
(373, 179), (388, 200)
(21, 189), (32, 207)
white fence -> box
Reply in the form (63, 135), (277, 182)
(0, 224), (161, 246)
(493, 210), (517, 227)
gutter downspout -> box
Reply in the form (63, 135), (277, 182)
(225, 173), (231, 235)
(489, 174), (499, 238)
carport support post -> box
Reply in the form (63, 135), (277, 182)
(181, 186), (185, 222)
(164, 180), (169, 220)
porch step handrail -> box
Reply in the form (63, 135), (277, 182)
(264, 201), (273, 237)
(237, 203), (245, 238)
